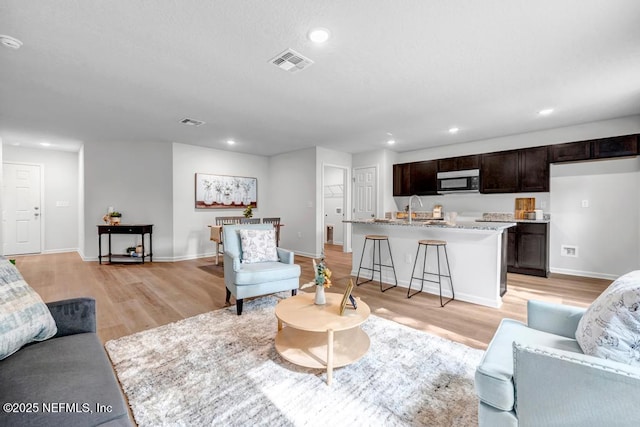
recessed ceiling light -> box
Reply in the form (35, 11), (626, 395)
(227, 139), (236, 145)
(387, 139), (396, 145)
(0, 35), (23, 50)
(308, 28), (331, 44)
(449, 127), (459, 134)
(40, 142), (51, 147)
(538, 108), (554, 116)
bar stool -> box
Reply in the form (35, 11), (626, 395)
(407, 239), (455, 307)
(355, 235), (398, 292)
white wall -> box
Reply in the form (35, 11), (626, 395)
(171, 143), (270, 260)
(269, 148), (317, 257)
(3, 145), (79, 253)
(83, 141), (173, 260)
(550, 158), (640, 279)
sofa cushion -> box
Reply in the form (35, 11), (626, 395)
(0, 333), (130, 426)
(576, 270), (640, 366)
(475, 318), (583, 412)
(0, 259), (57, 360)
(239, 229), (278, 263)
(234, 261), (301, 285)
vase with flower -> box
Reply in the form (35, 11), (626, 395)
(313, 258), (332, 305)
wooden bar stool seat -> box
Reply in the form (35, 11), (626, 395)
(355, 235), (398, 292)
(408, 239), (455, 306)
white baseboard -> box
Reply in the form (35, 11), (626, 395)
(43, 248), (79, 255)
(550, 267), (618, 280)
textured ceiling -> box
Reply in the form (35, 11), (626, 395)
(1, 0), (639, 155)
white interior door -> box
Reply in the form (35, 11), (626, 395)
(353, 166), (376, 220)
(3, 163), (42, 255)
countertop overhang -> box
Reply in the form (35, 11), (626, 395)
(345, 219), (515, 232)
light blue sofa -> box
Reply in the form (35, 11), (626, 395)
(475, 300), (640, 426)
(223, 224), (300, 315)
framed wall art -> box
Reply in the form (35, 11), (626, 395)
(195, 173), (257, 209)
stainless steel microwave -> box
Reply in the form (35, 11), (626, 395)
(437, 169), (480, 194)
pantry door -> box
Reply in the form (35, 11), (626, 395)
(3, 163), (42, 255)
(353, 166), (377, 220)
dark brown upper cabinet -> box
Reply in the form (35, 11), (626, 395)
(519, 146), (549, 192)
(437, 155), (479, 172)
(549, 140), (591, 163)
(480, 150), (519, 193)
(410, 160), (438, 195)
(480, 147), (549, 193)
(591, 134), (638, 159)
(393, 163), (411, 196)
(392, 161), (437, 196)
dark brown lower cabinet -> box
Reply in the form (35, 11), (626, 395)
(507, 222), (549, 277)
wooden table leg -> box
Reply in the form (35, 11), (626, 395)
(326, 329), (334, 386)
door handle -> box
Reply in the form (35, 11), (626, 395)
(34, 213), (40, 217)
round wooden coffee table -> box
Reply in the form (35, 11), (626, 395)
(275, 292), (370, 386)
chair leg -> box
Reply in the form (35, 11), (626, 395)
(236, 299), (243, 315)
(291, 289), (298, 296)
(225, 287), (231, 304)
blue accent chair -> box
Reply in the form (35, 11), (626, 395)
(223, 224), (300, 315)
(475, 300), (640, 426)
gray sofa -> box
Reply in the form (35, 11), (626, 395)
(0, 298), (132, 426)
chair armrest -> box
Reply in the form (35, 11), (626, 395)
(46, 298), (96, 337)
(527, 300), (586, 339)
(223, 252), (242, 272)
(277, 248), (294, 264)
(513, 342), (640, 425)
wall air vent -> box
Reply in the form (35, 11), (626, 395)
(179, 118), (205, 127)
(270, 48), (314, 73)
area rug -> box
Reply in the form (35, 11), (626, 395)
(105, 295), (483, 426)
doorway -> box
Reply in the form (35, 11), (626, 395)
(3, 162), (43, 255)
(323, 165), (348, 253)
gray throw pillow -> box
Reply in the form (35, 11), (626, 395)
(0, 259), (57, 360)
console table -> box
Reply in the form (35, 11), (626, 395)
(97, 224), (153, 264)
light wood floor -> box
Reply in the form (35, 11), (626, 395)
(14, 245), (610, 350)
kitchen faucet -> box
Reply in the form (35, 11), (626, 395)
(408, 195), (423, 224)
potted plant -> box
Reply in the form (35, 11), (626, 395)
(109, 211), (122, 225)
(243, 205), (254, 218)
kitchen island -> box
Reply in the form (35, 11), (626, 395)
(346, 219), (515, 308)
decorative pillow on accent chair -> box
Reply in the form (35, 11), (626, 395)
(239, 229), (279, 263)
(0, 258), (57, 360)
(575, 270), (640, 366)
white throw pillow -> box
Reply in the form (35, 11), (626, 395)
(0, 259), (57, 360)
(239, 229), (278, 263)
(575, 270), (640, 365)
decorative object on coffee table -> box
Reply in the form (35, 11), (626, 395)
(340, 279), (355, 315)
(303, 258), (332, 305)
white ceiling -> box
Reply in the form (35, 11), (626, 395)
(1, 1), (639, 155)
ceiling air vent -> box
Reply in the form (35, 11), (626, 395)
(270, 48), (314, 73)
(180, 118), (205, 127)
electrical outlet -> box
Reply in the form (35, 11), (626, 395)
(561, 245), (578, 257)
(404, 253), (412, 264)
(581, 200), (589, 208)
(297, 232), (302, 238)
